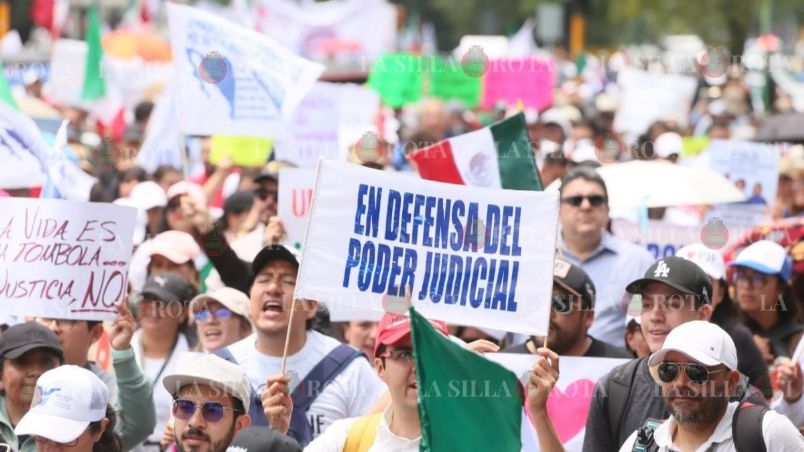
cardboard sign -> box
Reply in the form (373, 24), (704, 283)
(277, 168), (316, 250)
(294, 161), (559, 336)
(210, 135), (273, 167)
(489, 354), (629, 449)
(167, 3), (324, 137)
(368, 53), (424, 107)
(0, 198), (136, 320)
(480, 57), (555, 110)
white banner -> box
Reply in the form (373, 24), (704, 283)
(256, 0), (397, 63)
(0, 198), (136, 320)
(274, 82), (380, 168)
(167, 3), (324, 138)
(488, 354), (629, 450)
(0, 103), (49, 189)
(614, 69), (697, 137)
(295, 161), (559, 336)
(278, 168), (316, 250)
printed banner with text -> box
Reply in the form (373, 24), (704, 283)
(0, 198), (136, 320)
(167, 3), (324, 138)
(295, 161), (559, 335)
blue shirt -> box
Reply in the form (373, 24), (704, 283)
(557, 230), (654, 347)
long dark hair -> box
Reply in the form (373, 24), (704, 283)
(91, 405), (122, 452)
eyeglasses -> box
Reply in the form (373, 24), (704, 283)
(172, 399), (241, 423)
(194, 307), (233, 322)
(733, 270), (772, 288)
(657, 362), (727, 385)
(33, 435), (79, 447)
(560, 195), (607, 207)
(379, 348), (414, 363)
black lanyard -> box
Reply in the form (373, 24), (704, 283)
(140, 333), (180, 386)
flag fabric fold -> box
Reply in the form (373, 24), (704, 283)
(81, 5), (107, 102)
(408, 112), (542, 191)
(411, 306), (524, 452)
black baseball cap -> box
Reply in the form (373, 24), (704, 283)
(252, 245), (300, 276)
(625, 256), (712, 303)
(142, 272), (197, 303)
(553, 258), (596, 309)
(0, 323), (63, 361)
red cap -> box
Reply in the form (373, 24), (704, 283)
(373, 312), (449, 357)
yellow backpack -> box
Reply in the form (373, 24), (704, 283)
(342, 413), (383, 452)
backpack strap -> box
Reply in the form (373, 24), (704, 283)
(732, 401), (768, 452)
(343, 413), (383, 452)
(214, 347), (269, 427)
(606, 357), (643, 443)
(287, 344), (367, 446)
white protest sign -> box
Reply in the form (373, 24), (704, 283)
(256, 0), (397, 63)
(705, 139), (781, 228)
(295, 161), (559, 335)
(167, 3), (324, 138)
(274, 82), (381, 167)
(614, 69), (697, 137)
(488, 354), (629, 450)
(42, 39), (86, 108)
(611, 219), (747, 260)
(0, 198), (136, 320)
(278, 168), (316, 250)
(0, 103), (49, 189)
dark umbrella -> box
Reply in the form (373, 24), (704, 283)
(754, 112), (804, 143)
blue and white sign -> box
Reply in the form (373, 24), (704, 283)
(295, 161), (560, 336)
(167, 3), (324, 138)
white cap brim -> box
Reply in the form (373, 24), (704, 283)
(15, 412), (91, 443)
(647, 348), (723, 368)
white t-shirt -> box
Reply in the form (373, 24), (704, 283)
(619, 401), (804, 452)
(130, 329), (191, 451)
(305, 408), (419, 452)
(227, 330), (385, 438)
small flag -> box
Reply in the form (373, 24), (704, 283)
(408, 112), (542, 191)
(81, 5), (107, 102)
(411, 306), (524, 452)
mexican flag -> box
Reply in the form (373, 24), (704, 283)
(408, 112), (542, 191)
(411, 307), (533, 451)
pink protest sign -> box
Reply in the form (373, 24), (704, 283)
(480, 57), (555, 110)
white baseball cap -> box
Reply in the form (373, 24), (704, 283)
(654, 132), (683, 158)
(676, 243), (725, 280)
(163, 354), (252, 413)
(113, 197), (147, 245)
(15, 365), (109, 444)
(130, 180), (167, 210)
(190, 287), (251, 320)
(728, 240), (793, 281)
(167, 181), (207, 207)
(647, 321), (738, 370)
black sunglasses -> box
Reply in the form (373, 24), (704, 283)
(561, 195), (607, 207)
(657, 362), (727, 385)
(172, 399), (241, 423)
(254, 188), (278, 201)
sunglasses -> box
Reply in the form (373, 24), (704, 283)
(173, 399), (240, 423)
(657, 362), (727, 385)
(561, 195), (607, 207)
(193, 307), (233, 322)
(733, 270), (773, 288)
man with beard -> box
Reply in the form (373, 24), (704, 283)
(163, 354), (253, 452)
(503, 258), (631, 358)
(619, 321), (802, 451)
(0, 323), (63, 451)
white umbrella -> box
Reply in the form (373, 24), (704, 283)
(547, 160), (747, 208)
